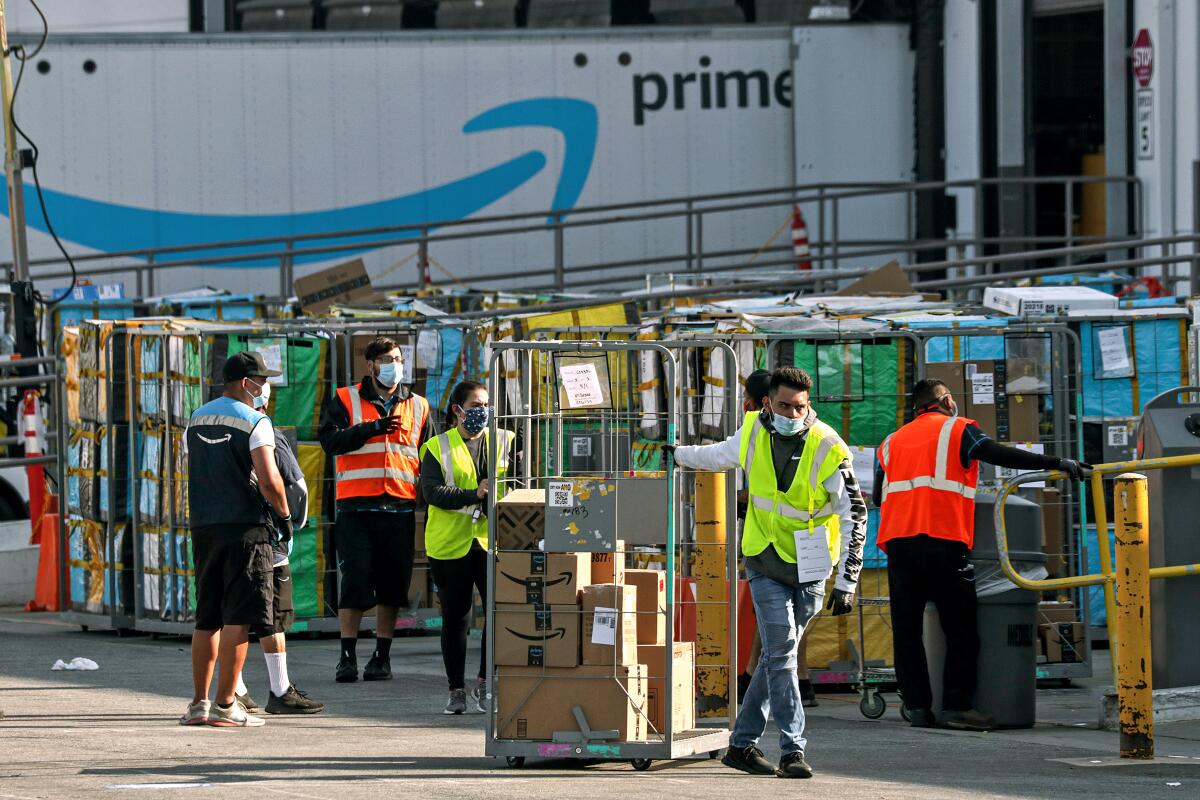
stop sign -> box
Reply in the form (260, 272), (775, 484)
(1133, 28), (1154, 87)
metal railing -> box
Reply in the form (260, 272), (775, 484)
(5, 175), (1142, 297)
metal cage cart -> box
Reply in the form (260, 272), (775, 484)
(484, 339), (739, 770)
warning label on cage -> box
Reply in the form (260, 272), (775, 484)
(591, 607), (618, 645)
(572, 437), (593, 457)
(548, 481), (574, 508)
(1108, 425), (1130, 447)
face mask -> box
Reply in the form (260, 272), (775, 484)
(376, 362), (401, 388)
(771, 413), (806, 437)
(461, 405), (490, 435)
(247, 379), (271, 409)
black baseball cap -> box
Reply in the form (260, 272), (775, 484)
(222, 351), (282, 382)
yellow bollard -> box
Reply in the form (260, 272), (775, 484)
(1114, 473), (1153, 759)
(692, 470), (728, 717)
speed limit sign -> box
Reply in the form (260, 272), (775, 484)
(1136, 89), (1154, 160)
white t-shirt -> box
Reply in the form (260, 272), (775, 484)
(249, 418), (275, 452)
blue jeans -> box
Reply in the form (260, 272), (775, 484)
(732, 566), (825, 754)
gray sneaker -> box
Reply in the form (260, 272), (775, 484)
(179, 699), (210, 726)
(469, 682), (487, 714)
(444, 689), (468, 715)
(207, 701), (266, 727)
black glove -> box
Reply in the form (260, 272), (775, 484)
(661, 444), (677, 464)
(825, 589), (855, 616)
(367, 416), (403, 437)
(276, 513), (293, 545)
(1058, 459), (1093, 482)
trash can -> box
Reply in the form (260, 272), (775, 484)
(924, 490), (1045, 728)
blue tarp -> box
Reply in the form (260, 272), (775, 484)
(1079, 318), (1184, 417)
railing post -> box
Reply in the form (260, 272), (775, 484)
(1064, 180), (1075, 266)
(552, 215), (564, 291)
(1114, 472), (1153, 760)
(145, 253), (155, 298)
(973, 179), (985, 275)
(831, 197), (840, 272)
(281, 238), (294, 299)
(418, 226), (431, 290)
(1191, 162), (1200, 297)
(695, 213), (704, 275)
(685, 200), (694, 272)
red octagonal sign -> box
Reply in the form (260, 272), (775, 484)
(1133, 28), (1154, 88)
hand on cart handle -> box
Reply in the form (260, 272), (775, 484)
(1057, 459), (1093, 482)
(826, 589), (855, 616)
(368, 416), (404, 437)
(476, 479), (490, 500)
(661, 444), (676, 462)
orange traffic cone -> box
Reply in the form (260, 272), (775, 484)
(792, 206), (813, 270)
(26, 511), (62, 612)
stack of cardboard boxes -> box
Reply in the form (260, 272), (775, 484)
(1037, 601), (1086, 663)
(493, 491), (696, 742)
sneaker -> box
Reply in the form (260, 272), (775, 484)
(207, 701), (266, 727)
(721, 745), (776, 776)
(179, 699), (210, 726)
(469, 681), (487, 713)
(363, 654), (392, 681)
(335, 656), (358, 683)
(236, 691), (259, 712)
(799, 679), (819, 709)
(265, 685), (325, 715)
(908, 707), (937, 728)
(444, 689), (468, 715)
(941, 708), (996, 732)
(776, 751), (813, 779)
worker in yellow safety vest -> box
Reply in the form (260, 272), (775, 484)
(419, 380), (517, 716)
(665, 367), (867, 780)
(319, 336), (432, 684)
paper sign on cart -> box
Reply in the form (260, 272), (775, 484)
(793, 527), (833, 584)
(970, 373), (995, 405)
(560, 362), (605, 408)
(850, 446), (876, 499)
(1097, 327), (1132, 374)
(591, 607), (618, 645)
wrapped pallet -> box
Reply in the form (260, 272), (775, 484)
(96, 425), (131, 522)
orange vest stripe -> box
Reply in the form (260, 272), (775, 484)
(334, 385), (429, 501)
(877, 413), (979, 549)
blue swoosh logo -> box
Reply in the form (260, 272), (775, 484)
(1, 97), (598, 268)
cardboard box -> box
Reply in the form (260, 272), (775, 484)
(983, 285), (1118, 317)
(1037, 601), (1077, 626)
(639, 641), (695, 733)
(590, 539), (626, 584)
(625, 569), (667, 645)
(495, 489), (546, 551)
(294, 257), (376, 314)
(496, 664), (648, 741)
(1041, 622), (1085, 663)
(924, 359), (1040, 441)
(1039, 488), (1065, 577)
(494, 551), (590, 605)
(581, 584), (639, 666)
(494, 604), (580, 668)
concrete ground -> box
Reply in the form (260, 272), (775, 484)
(1, 609), (1199, 800)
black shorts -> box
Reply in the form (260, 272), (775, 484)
(252, 563), (295, 637)
(334, 510), (415, 611)
(193, 524), (274, 631)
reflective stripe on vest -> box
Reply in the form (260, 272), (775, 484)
(334, 386), (428, 501)
(423, 427), (514, 560)
(877, 413), (979, 548)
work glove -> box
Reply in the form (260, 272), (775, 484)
(1057, 459), (1094, 482)
(825, 589), (855, 616)
(366, 416), (403, 437)
(275, 513), (293, 546)
(661, 444), (677, 465)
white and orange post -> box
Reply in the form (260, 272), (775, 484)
(791, 206), (813, 270)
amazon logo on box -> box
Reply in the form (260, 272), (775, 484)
(494, 551), (591, 605)
(494, 604), (581, 668)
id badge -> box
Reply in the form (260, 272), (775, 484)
(793, 526), (832, 584)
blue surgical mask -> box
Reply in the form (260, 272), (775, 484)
(771, 413), (805, 437)
(376, 362), (401, 388)
(461, 406), (490, 435)
(247, 379), (271, 409)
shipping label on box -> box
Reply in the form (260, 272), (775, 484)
(495, 488), (546, 551)
(295, 257), (375, 314)
(590, 539), (626, 584)
(625, 569), (667, 645)
(1041, 622), (1085, 663)
(494, 551), (590, 605)
(494, 604), (580, 668)
(582, 584), (638, 666)
(496, 664), (648, 742)
(639, 641), (695, 734)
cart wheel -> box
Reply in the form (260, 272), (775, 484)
(80, 625), (89, 632)
(631, 758), (653, 771)
(860, 692), (887, 719)
(709, 750), (721, 760)
(505, 756), (525, 768)
(900, 704), (912, 723)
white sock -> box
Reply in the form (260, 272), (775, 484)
(235, 673), (248, 697)
(264, 653), (290, 697)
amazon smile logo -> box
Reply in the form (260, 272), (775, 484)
(0, 98), (599, 267)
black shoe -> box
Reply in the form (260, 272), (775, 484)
(776, 751), (813, 779)
(266, 684), (326, 715)
(335, 657), (358, 683)
(737, 673), (752, 704)
(799, 679), (818, 709)
(362, 654), (392, 681)
(721, 745), (776, 776)
(907, 707), (936, 728)
(235, 691), (260, 712)
(941, 708), (995, 732)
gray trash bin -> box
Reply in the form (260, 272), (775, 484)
(924, 490), (1044, 728)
